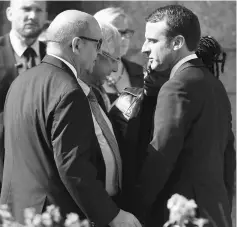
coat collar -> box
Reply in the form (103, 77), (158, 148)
(171, 58), (205, 78)
(42, 54), (76, 79)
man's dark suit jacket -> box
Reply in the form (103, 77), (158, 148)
(110, 59), (236, 227)
(0, 34), (46, 186)
(0, 55), (119, 227)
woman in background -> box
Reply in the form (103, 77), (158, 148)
(94, 7), (144, 104)
(90, 19), (122, 113)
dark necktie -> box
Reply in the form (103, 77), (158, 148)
(88, 90), (122, 189)
(23, 47), (36, 69)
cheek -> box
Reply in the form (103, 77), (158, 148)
(157, 46), (169, 60)
(88, 48), (97, 66)
(95, 60), (108, 79)
(38, 14), (46, 25)
(14, 14), (23, 24)
(121, 38), (130, 46)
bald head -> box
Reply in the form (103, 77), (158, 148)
(46, 10), (102, 45)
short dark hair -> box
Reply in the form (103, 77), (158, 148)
(196, 36), (227, 79)
(146, 5), (201, 51)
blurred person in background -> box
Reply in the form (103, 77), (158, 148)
(0, 0), (47, 190)
(94, 7), (144, 104)
(90, 18), (122, 113)
(38, 20), (51, 42)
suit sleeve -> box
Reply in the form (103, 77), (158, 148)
(51, 89), (119, 227)
(0, 112), (4, 186)
(136, 79), (195, 210)
(224, 101), (236, 209)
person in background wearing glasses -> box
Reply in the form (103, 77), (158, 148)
(90, 17), (122, 113)
(94, 7), (144, 105)
(1, 10), (142, 227)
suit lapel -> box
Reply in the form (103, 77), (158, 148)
(1, 34), (18, 79)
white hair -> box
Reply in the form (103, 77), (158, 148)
(94, 7), (128, 24)
(95, 18), (121, 57)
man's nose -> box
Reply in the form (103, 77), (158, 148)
(28, 10), (37, 19)
(141, 41), (149, 54)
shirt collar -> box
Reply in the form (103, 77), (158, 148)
(170, 54), (198, 79)
(9, 30), (40, 57)
(47, 53), (90, 96)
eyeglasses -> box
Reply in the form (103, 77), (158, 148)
(79, 36), (102, 51)
(100, 51), (121, 62)
(118, 29), (135, 39)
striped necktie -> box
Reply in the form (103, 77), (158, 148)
(88, 90), (122, 189)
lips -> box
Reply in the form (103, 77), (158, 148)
(25, 23), (38, 27)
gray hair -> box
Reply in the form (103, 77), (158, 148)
(94, 7), (129, 25)
(95, 18), (121, 57)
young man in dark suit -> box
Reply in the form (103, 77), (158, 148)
(1, 9), (142, 227)
(110, 5), (235, 227)
(0, 0), (47, 185)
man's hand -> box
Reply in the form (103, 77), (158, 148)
(109, 209), (142, 227)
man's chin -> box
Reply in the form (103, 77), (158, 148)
(22, 30), (42, 39)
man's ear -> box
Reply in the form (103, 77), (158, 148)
(6, 7), (13, 22)
(172, 35), (185, 51)
(71, 37), (83, 54)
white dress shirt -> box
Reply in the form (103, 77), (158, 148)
(170, 54), (198, 79)
(9, 30), (41, 72)
(48, 54), (118, 196)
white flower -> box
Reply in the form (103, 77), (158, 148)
(32, 214), (42, 226)
(65, 213), (79, 227)
(0, 210), (13, 220)
(193, 217), (209, 227)
(41, 212), (52, 226)
(80, 220), (90, 227)
(24, 208), (36, 220)
(164, 193), (208, 227)
(46, 206), (56, 214)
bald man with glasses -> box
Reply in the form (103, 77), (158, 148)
(1, 10), (142, 227)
